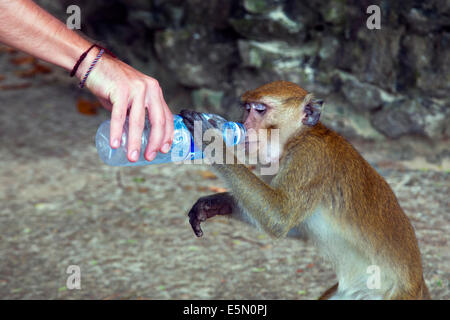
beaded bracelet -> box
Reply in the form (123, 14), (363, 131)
(79, 48), (104, 89)
(70, 44), (116, 78)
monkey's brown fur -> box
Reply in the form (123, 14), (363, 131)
(288, 122), (430, 299)
(184, 81), (430, 300)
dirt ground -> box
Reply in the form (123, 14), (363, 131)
(0, 49), (448, 300)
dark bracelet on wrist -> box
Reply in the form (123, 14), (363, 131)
(70, 44), (116, 78)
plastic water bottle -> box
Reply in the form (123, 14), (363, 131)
(95, 114), (246, 166)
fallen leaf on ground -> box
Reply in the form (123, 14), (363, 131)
(208, 186), (228, 193)
(375, 161), (405, 170)
(133, 177), (145, 183)
(16, 63), (52, 78)
(76, 98), (101, 115)
(10, 55), (35, 65)
(0, 46), (17, 54)
(0, 45), (11, 53)
(0, 83), (32, 90)
(197, 170), (217, 180)
(34, 63), (52, 73)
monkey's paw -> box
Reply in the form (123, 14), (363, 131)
(188, 195), (233, 237)
(179, 110), (226, 151)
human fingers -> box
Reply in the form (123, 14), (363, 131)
(109, 91), (129, 149)
(145, 80), (166, 161)
(127, 88), (146, 162)
(159, 89), (174, 154)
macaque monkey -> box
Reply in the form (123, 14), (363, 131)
(180, 81), (430, 300)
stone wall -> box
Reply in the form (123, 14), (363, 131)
(36, 0), (449, 159)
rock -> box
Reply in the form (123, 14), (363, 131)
(403, 5), (450, 35)
(191, 88), (224, 115)
(243, 0), (280, 14)
(318, 0), (348, 25)
(344, 27), (403, 92)
(230, 8), (305, 42)
(335, 71), (396, 111)
(237, 39), (319, 90)
(318, 36), (340, 66)
(154, 28), (238, 89)
(238, 40), (318, 70)
(282, 1), (321, 27)
(183, 0), (236, 29)
(400, 32), (450, 98)
(421, 98), (450, 139)
(416, 33), (450, 99)
(398, 34), (433, 93)
(371, 97), (450, 139)
(321, 95), (384, 141)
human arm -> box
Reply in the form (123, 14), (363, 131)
(0, 0), (173, 161)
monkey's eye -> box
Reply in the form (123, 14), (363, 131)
(244, 103), (251, 112)
(253, 103), (266, 114)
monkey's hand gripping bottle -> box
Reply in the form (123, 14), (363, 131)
(95, 114), (246, 166)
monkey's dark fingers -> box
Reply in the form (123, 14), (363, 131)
(180, 110), (204, 123)
(180, 110), (195, 134)
(188, 208), (205, 237)
(190, 220), (204, 238)
(180, 110), (217, 132)
(180, 109), (209, 138)
(188, 200), (210, 237)
(205, 114), (227, 129)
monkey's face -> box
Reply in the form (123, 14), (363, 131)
(241, 100), (270, 152)
(240, 81), (323, 161)
(242, 101), (269, 130)
(241, 81), (309, 132)
(240, 98), (290, 162)
(240, 82), (305, 155)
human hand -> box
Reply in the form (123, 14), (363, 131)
(77, 52), (174, 162)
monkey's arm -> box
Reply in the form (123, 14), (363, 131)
(212, 164), (293, 238)
(212, 141), (325, 238)
(181, 110), (320, 238)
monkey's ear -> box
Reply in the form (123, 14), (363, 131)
(302, 99), (323, 126)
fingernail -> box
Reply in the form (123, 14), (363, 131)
(112, 139), (120, 148)
(161, 143), (170, 153)
(148, 152), (157, 161)
(130, 150), (139, 161)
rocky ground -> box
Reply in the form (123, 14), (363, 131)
(0, 48), (448, 300)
